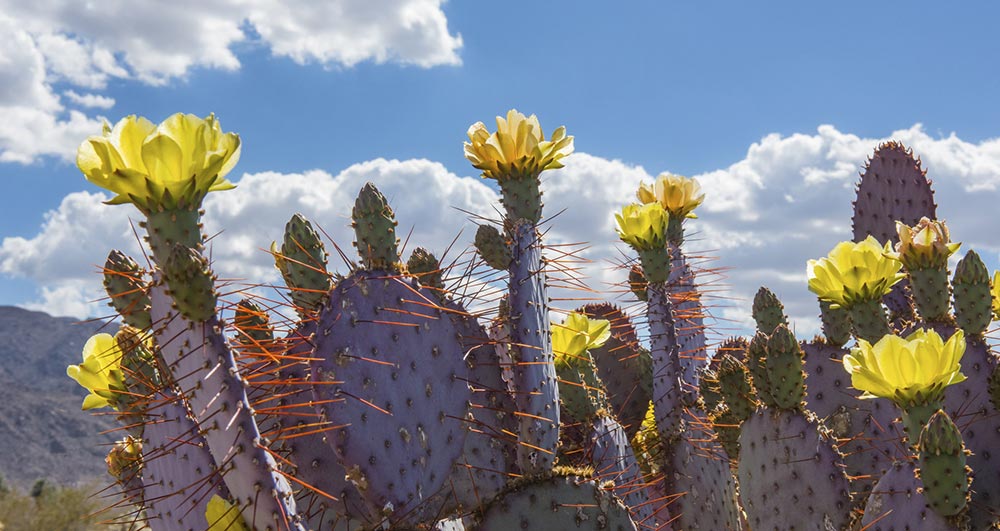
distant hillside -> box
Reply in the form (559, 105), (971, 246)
(0, 306), (117, 488)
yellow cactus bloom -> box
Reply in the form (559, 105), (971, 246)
(77, 113), (240, 213)
(806, 236), (904, 308)
(890, 217), (961, 270)
(205, 495), (249, 531)
(992, 271), (1000, 320)
(842, 328), (966, 406)
(464, 109), (574, 181)
(552, 312), (611, 367)
(636, 173), (706, 219)
(106, 436), (143, 479)
(615, 202), (669, 251)
(66, 333), (126, 410)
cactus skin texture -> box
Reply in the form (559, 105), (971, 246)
(751, 286), (787, 335)
(309, 270), (473, 526)
(861, 461), (956, 531)
(471, 473), (637, 531)
(666, 248), (708, 386)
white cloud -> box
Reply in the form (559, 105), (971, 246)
(0, 1), (462, 163)
(1, 159), (496, 318)
(7, 126), (1000, 339)
(63, 91), (115, 110)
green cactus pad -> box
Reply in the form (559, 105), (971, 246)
(908, 266), (952, 322)
(162, 243), (217, 322)
(636, 248), (670, 286)
(497, 174), (544, 225)
(751, 286), (788, 334)
(472, 473), (636, 531)
(847, 297), (891, 344)
(746, 331), (773, 407)
(818, 299), (852, 347)
(952, 250), (992, 337)
(103, 249), (152, 329)
(142, 208), (204, 262)
(234, 298), (274, 348)
(474, 224), (511, 270)
(709, 404), (742, 460)
(351, 182), (400, 271)
(717, 354), (757, 421)
(763, 325), (806, 410)
(628, 264), (647, 302)
(556, 348), (606, 424)
(917, 410), (970, 517)
(407, 247), (445, 293)
(278, 213), (333, 313)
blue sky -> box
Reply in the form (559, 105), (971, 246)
(1, 1), (999, 336)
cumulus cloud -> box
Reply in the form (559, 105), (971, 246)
(7, 126), (1000, 338)
(1, 159), (496, 318)
(0, 0), (462, 163)
(63, 91), (115, 110)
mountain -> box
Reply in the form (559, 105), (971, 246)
(0, 306), (117, 488)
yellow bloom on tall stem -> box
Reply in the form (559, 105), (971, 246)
(66, 333), (126, 410)
(464, 109), (574, 181)
(615, 203), (668, 251)
(552, 312), (611, 367)
(842, 328), (966, 407)
(77, 113), (240, 213)
(636, 173), (705, 220)
(806, 236), (904, 308)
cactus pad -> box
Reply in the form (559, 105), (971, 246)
(309, 270), (473, 526)
(472, 474), (637, 531)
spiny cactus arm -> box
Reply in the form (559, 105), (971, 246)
(587, 415), (652, 527)
(503, 220), (559, 474)
(141, 386), (232, 531)
(646, 284), (684, 443)
(150, 283), (304, 531)
(104, 249), (153, 329)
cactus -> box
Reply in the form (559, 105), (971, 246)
(71, 113), (1000, 531)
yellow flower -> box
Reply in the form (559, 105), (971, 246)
(205, 495), (249, 531)
(464, 109), (574, 180)
(615, 202), (668, 251)
(106, 436), (143, 480)
(890, 217), (961, 270)
(636, 173), (706, 219)
(66, 333), (126, 410)
(842, 328), (966, 406)
(77, 113), (240, 213)
(807, 236), (904, 308)
(552, 312), (611, 368)
(992, 271), (1000, 320)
